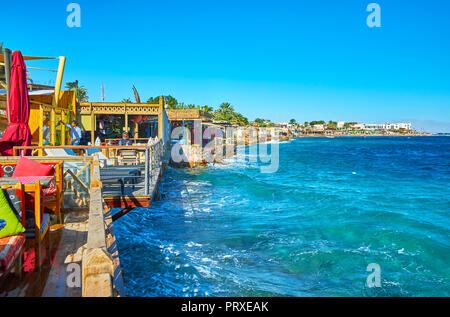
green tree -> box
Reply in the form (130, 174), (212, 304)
(65, 80), (89, 102)
(201, 105), (214, 114)
(310, 120), (325, 126)
(121, 98), (133, 103)
(289, 119), (297, 125)
(328, 121), (337, 130)
(147, 95), (179, 108)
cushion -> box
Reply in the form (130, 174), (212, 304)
(0, 165), (16, 177)
(64, 149), (77, 156)
(0, 190), (25, 239)
(12, 157), (54, 178)
(43, 180), (58, 197)
(4, 188), (24, 224)
(0, 220), (5, 231)
(0, 233), (25, 271)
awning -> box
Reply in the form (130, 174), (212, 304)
(0, 89), (54, 95)
(0, 54), (56, 63)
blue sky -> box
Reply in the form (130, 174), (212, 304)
(2, 0), (450, 131)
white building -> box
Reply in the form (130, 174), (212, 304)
(364, 122), (412, 131)
(278, 122), (291, 128)
(337, 121), (346, 129)
(351, 123), (365, 130)
(312, 124), (325, 131)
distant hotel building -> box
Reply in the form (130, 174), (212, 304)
(364, 123), (412, 130)
(334, 121), (411, 131)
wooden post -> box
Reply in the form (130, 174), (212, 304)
(3, 48), (11, 123)
(134, 121), (139, 139)
(50, 108), (56, 145)
(61, 110), (66, 145)
(158, 97), (163, 140)
(124, 112), (128, 133)
(91, 112), (95, 145)
(54, 56), (66, 108)
(38, 106), (44, 156)
(34, 180), (41, 270)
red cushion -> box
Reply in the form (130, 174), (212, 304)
(0, 233), (25, 272)
(12, 157), (55, 178)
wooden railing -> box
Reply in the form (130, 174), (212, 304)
(144, 139), (163, 196)
(82, 157), (114, 297)
(14, 141), (164, 198)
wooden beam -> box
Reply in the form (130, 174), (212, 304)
(124, 112), (128, 133)
(50, 108), (56, 145)
(3, 48), (11, 123)
(91, 112), (95, 145)
(61, 110), (66, 145)
(158, 97), (163, 140)
(53, 56), (66, 107)
(38, 106), (44, 156)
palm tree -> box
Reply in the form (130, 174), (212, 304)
(121, 98), (133, 103)
(147, 95), (178, 108)
(65, 80), (89, 102)
(219, 102), (234, 114)
(201, 105), (214, 114)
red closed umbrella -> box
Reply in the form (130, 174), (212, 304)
(0, 51), (32, 156)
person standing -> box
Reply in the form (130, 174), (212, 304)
(59, 119), (82, 145)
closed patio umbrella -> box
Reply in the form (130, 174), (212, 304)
(0, 51), (32, 156)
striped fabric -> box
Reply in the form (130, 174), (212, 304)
(0, 233), (25, 272)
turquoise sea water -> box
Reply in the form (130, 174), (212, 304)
(115, 137), (450, 297)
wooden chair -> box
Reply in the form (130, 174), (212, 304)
(1, 182), (51, 271)
(117, 150), (139, 165)
(42, 162), (64, 224)
(24, 181), (51, 271)
(0, 161), (64, 224)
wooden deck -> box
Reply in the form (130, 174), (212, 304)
(1, 142), (165, 297)
(0, 208), (125, 297)
(0, 210), (86, 297)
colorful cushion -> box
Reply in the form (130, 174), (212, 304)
(0, 233), (25, 272)
(0, 220), (5, 231)
(43, 180), (58, 197)
(12, 157), (54, 178)
(0, 190), (25, 239)
(3, 188), (24, 224)
(0, 165), (16, 177)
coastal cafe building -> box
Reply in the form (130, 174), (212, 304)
(77, 98), (167, 145)
(0, 50), (76, 154)
(1, 49), (168, 150)
(166, 108), (218, 146)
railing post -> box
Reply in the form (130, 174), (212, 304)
(144, 148), (149, 196)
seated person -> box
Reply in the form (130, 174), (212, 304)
(118, 132), (133, 146)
